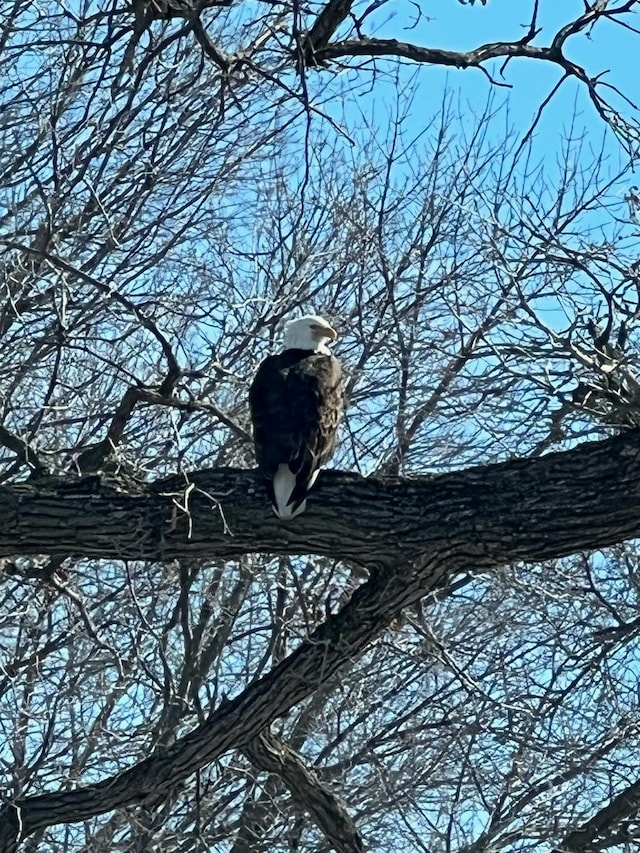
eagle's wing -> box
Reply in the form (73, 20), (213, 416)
(249, 354), (290, 475)
(287, 352), (342, 484)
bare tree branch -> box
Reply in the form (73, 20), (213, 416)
(0, 426), (45, 477)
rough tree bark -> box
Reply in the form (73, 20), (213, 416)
(2, 428), (639, 567)
(1, 429), (640, 850)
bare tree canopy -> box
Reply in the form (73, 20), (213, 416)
(2, 1), (640, 851)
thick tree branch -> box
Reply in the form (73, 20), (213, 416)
(302, 0), (355, 63)
(2, 430), (640, 847)
(2, 430), (640, 566)
(317, 36), (551, 67)
(242, 729), (364, 853)
(557, 776), (640, 852)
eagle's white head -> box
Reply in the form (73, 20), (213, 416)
(283, 314), (338, 354)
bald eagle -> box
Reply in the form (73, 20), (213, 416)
(249, 315), (343, 519)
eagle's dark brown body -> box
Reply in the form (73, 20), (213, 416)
(249, 348), (343, 518)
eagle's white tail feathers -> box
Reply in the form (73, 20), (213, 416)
(273, 464), (301, 519)
(273, 464), (318, 519)
(272, 500), (307, 520)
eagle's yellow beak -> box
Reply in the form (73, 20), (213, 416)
(314, 324), (338, 341)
